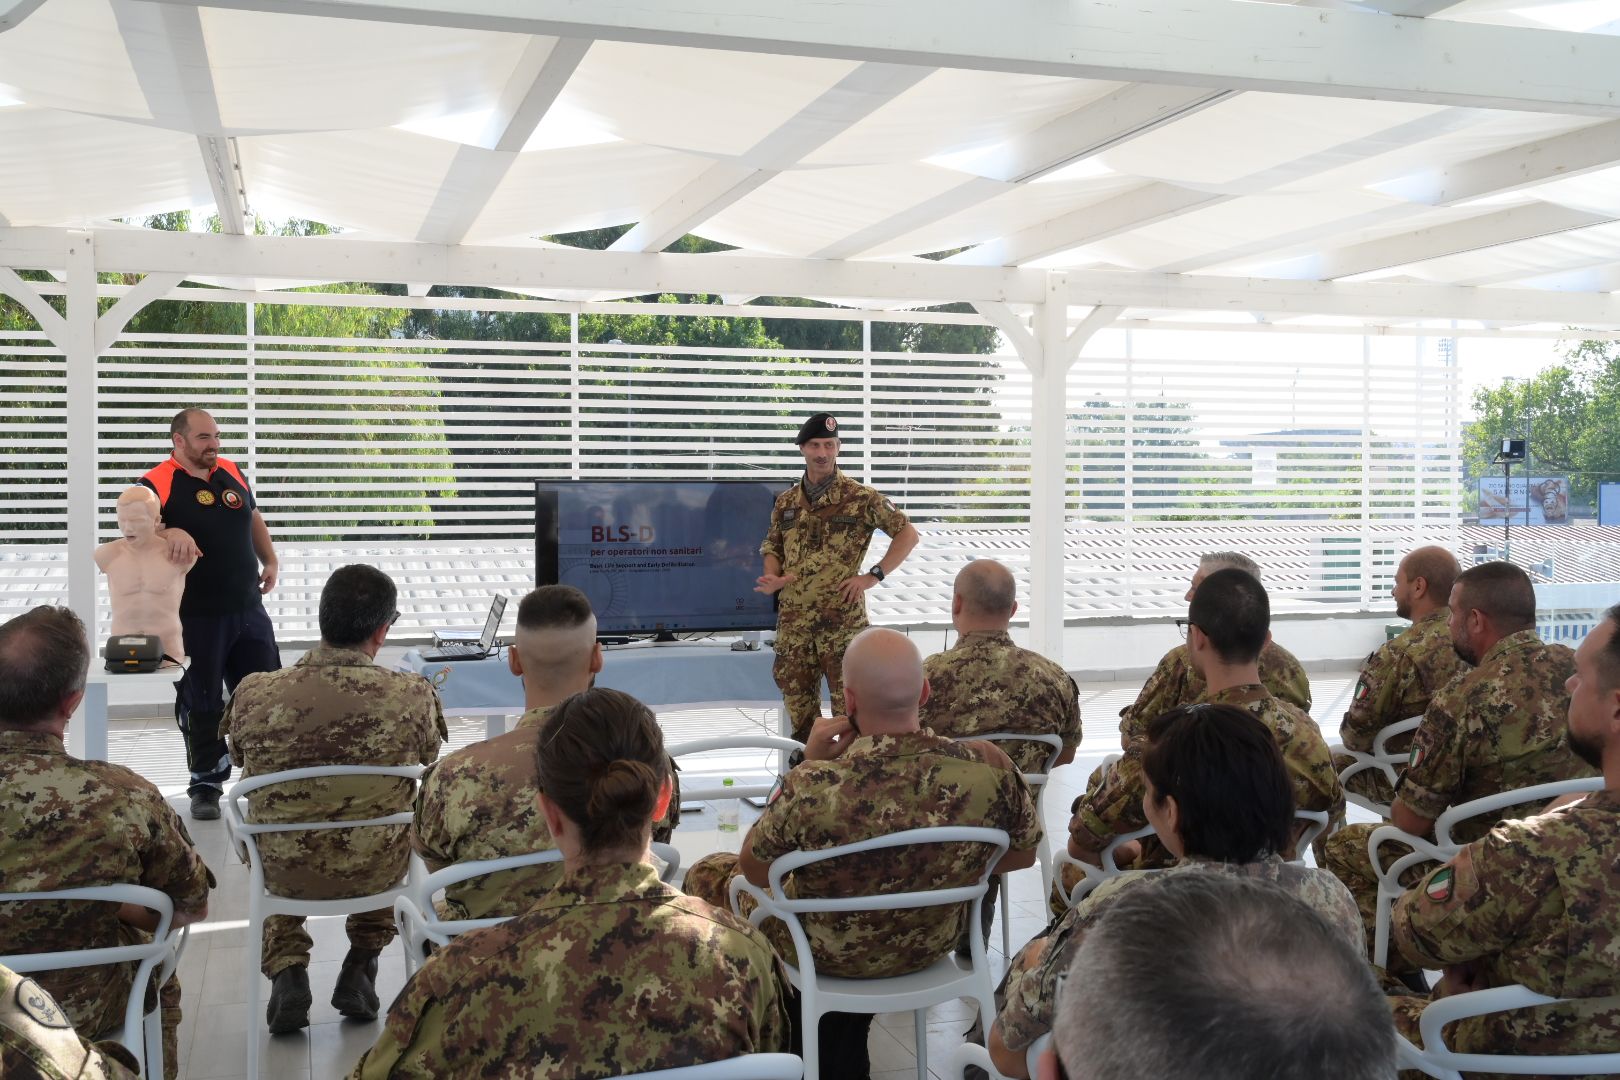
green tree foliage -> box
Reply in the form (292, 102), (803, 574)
(1464, 337), (1620, 506)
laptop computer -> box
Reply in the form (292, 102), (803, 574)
(422, 595), (507, 661)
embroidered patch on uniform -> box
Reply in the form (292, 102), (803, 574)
(825, 415), (837, 431)
(783, 508), (798, 521)
(1354, 679), (1369, 701)
(1408, 745), (1424, 769)
(1425, 867), (1454, 903)
(195, 489), (216, 506)
(221, 489), (243, 509)
(432, 667), (450, 688)
(16, 979), (70, 1028)
(882, 498), (896, 513)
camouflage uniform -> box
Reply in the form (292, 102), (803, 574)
(1334, 610), (1469, 806)
(222, 645), (445, 977)
(1390, 790), (1620, 1078)
(350, 861), (791, 1079)
(684, 730), (1040, 978)
(919, 629), (1082, 773)
(763, 470), (910, 742)
(998, 857), (1362, 1057)
(1325, 630), (1593, 962)
(1059, 684), (1344, 916)
(1117, 639), (1312, 747)
(0, 730), (213, 1080)
(0, 963), (140, 1080)
(413, 704), (681, 920)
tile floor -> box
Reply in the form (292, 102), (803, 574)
(98, 665), (1368, 1080)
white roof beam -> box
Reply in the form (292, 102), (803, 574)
(1267, 204), (1617, 281)
(1375, 119), (1620, 206)
(0, 0), (45, 32)
(10, 226), (1620, 324)
(112, 0), (251, 233)
(609, 63), (930, 253)
(415, 36), (589, 245)
(946, 182), (1223, 267)
(150, 0), (1620, 117)
(814, 84), (1231, 261)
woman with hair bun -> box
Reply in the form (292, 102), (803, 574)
(352, 687), (791, 1079)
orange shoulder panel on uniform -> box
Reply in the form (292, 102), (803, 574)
(140, 458), (179, 506)
(214, 456), (250, 492)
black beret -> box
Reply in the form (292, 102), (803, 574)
(795, 412), (840, 445)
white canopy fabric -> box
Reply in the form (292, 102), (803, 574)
(3, 0), (1620, 320)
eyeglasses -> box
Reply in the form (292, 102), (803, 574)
(388, 610), (401, 628)
(1176, 618), (1191, 639)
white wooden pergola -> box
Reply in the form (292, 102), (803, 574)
(5, 0), (1620, 663)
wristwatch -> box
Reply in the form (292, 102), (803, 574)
(867, 564), (886, 583)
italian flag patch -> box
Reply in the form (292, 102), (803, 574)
(1354, 679), (1369, 701)
(1408, 745), (1424, 769)
(1426, 867), (1454, 902)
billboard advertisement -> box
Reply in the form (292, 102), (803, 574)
(1478, 476), (1570, 525)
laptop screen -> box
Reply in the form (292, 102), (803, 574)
(479, 595), (507, 648)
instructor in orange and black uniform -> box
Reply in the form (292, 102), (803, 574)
(139, 408), (282, 820)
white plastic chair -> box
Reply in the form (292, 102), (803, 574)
(1333, 715), (1422, 817)
(1396, 983), (1620, 1079)
(0, 883), (182, 1078)
(667, 734), (806, 803)
(731, 826), (1009, 1080)
(225, 763), (425, 1080)
(612, 1053), (806, 1078)
(945, 1030), (1052, 1079)
(1369, 775), (1604, 967)
(952, 732), (1065, 957)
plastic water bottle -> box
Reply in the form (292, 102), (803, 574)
(717, 778), (740, 850)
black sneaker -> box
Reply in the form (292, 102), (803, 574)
(188, 788), (221, 821)
(331, 948), (382, 1021)
(265, 967), (312, 1034)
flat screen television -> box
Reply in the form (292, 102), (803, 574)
(535, 479), (787, 637)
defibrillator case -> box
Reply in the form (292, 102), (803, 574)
(104, 634), (163, 673)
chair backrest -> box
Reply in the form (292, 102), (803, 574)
(612, 1053), (805, 1079)
(0, 884), (177, 1070)
(761, 826), (1010, 916)
(1053, 824), (1156, 908)
(1292, 809), (1332, 857)
(667, 735), (804, 802)
(226, 763), (424, 850)
(952, 732), (1064, 783)
(1407, 983), (1620, 1078)
(1335, 715), (1422, 816)
(1433, 776), (1605, 848)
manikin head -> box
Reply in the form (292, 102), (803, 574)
(116, 486), (162, 542)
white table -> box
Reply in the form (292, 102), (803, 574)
(70, 665), (185, 761)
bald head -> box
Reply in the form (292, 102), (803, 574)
(842, 627), (926, 729)
(1395, 545), (1459, 621)
(170, 408), (212, 437)
(511, 586), (599, 703)
(952, 560), (1017, 631)
(115, 485), (161, 541)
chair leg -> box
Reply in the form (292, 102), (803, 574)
(144, 1005), (163, 1080)
(999, 874), (1012, 958)
(914, 1008), (928, 1080)
(245, 903), (263, 1080)
(800, 990), (820, 1080)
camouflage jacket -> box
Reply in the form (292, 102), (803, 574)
(919, 630), (1082, 772)
(413, 704), (681, 920)
(0, 730), (213, 1029)
(0, 963), (139, 1080)
(1397, 630), (1593, 838)
(998, 855), (1363, 1054)
(1339, 610), (1468, 753)
(1073, 684), (1344, 851)
(761, 470), (909, 637)
(350, 861), (791, 1080)
(746, 729), (1040, 979)
(223, 645), (445, 899)
(1394, 788), (1620, 1063)
(1119, 640), (1312, 746)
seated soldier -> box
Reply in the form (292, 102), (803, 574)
(1325, 560), (1594, 967)
(352, 687), (791, 1079)
(413, 585), (677, 921)
(1059, 568), (1342, 913)
(1116, 550), (1311, 749)
(983, 702), (1363, 1079)
(0, 607), (212, 1080)
(0, 961), (141, 1080)
(685, 626), (1040, 1080)
(1335, 545), (1467, 807)
(1040, 874), (1394, 1080)
(222, 564), (445, 1034)
(1386, 602), (1620, 1069)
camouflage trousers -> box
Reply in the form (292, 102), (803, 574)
(262, 910), (396, 978)
(1323, 823), (1429, 973)
(39, 925), (182, 1080)
(1331, 750), (1398, 809)
(772, 623), (862, 743)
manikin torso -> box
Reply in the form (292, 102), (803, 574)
(94, 492), (195, 663)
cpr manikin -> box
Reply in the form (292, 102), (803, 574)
(95, 486), (195, 664)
